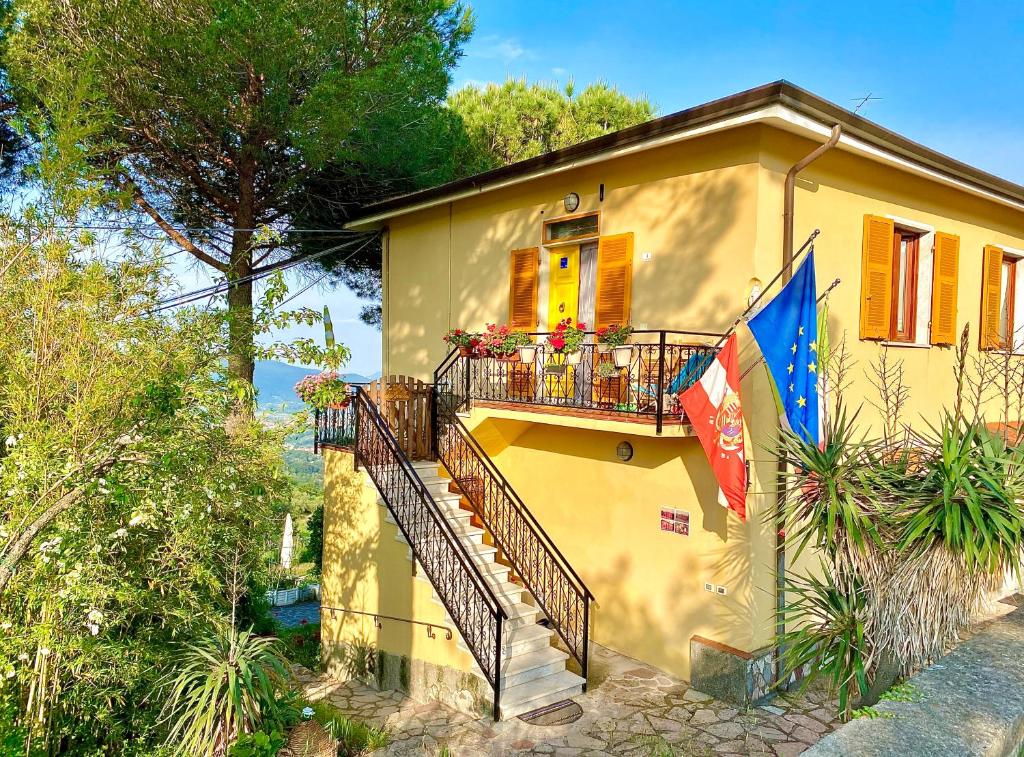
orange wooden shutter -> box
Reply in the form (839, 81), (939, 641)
(980, 244), (1004, 350)
(594, 233), (634, 330)
(508, 247), (539, 330)
(929, 232), (960, 345)
(859, 215), (895, 340)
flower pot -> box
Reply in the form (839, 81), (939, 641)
(565, 350), (583, 365)
(597, 342), (611, 354)
(612, 345), (633, 368)
(328, 399), (351, 410)
(517, 344), (538, 363)
(495, 353), (520, 363)
(457, 345), (474, 358)
(545, 363), (568, 376)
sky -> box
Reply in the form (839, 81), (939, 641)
(181, 1), (1024, 376)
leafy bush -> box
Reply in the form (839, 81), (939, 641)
(160, 626), (294, 755)
(279, 622), (322, 671)
(228, 730), (287, 757)
(300, 504), (325, 577)
(304, 699), (390, 755)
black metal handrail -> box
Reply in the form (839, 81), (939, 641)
(457, 330), (723, 434)
(352, 388), (507, 719)
(434, 351), (594, 685)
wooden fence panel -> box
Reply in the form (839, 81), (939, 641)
(365, 375), (434, 461)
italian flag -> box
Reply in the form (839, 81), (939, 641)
(679, 334), (748, 520)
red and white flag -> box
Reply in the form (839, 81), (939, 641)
(678, 334), (747, 520)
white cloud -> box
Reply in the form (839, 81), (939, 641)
(471, 35), (536, 63)
(551, 67), (569, 77)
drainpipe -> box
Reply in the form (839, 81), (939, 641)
(774, 123), (841, 686)
(782, 125), (842, 275)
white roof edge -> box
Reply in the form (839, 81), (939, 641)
(347, 104), (1024, 228)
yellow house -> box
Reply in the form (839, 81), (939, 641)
(315, 81), (1024, 720)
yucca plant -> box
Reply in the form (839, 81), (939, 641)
(900, 415), (1024, 576)
(778, 565), (870, 721)
(160, 625), (294, 756)
(773, 404), (884, 562)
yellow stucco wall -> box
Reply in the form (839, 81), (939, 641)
(755, 126), (1024, 432)
(331, 120), (1024, 686)
(383, 126), (763, 381)
(320, 448), (478, 679)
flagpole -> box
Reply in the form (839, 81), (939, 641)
(710, 229), (820, 351)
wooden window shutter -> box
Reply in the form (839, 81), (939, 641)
(980, 244), (1004, 350)
(859, 215), (895, 340)
(929, 232), (960, 345)
(508, 247), (539, 329)
(594, 233), (634, 330)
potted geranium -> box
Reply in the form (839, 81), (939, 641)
(444, 328), (482, 358)
(546, 318), (587, 366)
(481, 323), (532, 363)
(294, 371), (349, 410)
(597, 323), (634, 368)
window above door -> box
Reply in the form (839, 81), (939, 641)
(543, 211), (600, 245)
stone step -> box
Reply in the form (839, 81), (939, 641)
(472, 646), (570, 689)
(456, 619), (554, 659)
(498, 669), (586, 720)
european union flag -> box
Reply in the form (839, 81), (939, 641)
(747, 251), (822, 445)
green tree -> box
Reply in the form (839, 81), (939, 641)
(448, 78), (655, 173)
(297, 77), (655, 328)
(0, 164), (340, 749)
(3, 0), (472, 394)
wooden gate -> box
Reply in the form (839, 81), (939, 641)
(365, 375), (434, 461)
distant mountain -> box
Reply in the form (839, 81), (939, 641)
(254, 360), (376, 413)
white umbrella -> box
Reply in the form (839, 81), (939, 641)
(280, 513), (294, 569)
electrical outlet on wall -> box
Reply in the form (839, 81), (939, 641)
(703, 582), (714, 593)
(641, 251), (653, 262)
(716, 585), (728, 596)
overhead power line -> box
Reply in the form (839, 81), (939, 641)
(144, 233), (378, 316)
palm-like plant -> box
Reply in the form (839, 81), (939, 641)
(900, 415), (1024, 575)
(778, 566), (870, 721)
(160, 625), (293, 756)
(773, 405), (883, 561)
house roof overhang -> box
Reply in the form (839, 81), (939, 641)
(346, 80), (1024, 229)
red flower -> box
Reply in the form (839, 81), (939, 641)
(576, 321), (586, 330)
(549, 336), (566, 351)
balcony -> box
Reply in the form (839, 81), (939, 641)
(447, 330), (723, 436)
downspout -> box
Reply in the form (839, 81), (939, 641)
(774, 124), (841, 686)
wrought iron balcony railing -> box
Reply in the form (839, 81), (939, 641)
(454, 330), (723, 434)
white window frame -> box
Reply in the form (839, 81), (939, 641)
(999, 244), (1024, 354)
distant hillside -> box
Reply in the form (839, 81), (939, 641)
(254, 360), (376, 413)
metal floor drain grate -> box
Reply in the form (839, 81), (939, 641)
(517, 699), (583, 726)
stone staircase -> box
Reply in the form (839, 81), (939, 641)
(376, 459), (585, 719)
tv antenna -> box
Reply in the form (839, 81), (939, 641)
(851, 93), (883, 114)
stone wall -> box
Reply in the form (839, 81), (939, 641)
(804, 604), (1024, 756)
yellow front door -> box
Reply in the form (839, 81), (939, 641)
(546, 247), (580, 401)
(547, 246), (580, 330)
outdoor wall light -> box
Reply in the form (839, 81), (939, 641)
(563, 191), (580, 213)
(747, 277), (763, 308)
(616, 441), (634, 462)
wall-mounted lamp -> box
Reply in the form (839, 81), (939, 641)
(616, 441), (634, 462)
(747, 277), (763, 308)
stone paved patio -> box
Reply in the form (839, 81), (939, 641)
(295, 643), (840, 755)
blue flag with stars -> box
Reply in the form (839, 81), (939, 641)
(747, 251), (822, 445)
